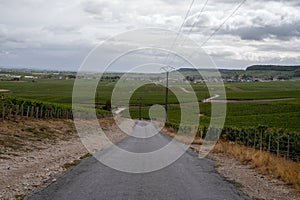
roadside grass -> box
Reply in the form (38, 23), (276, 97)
(80, 153), (92, 159)
(162, 127), (203, 145)
(213, 141), (300, 191)
(63, 153), (92, 169)
(63, 159), (81, 169)
(227, 179), (244, 189)
(15, 194), (26, 200)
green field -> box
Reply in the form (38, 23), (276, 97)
(1, 79), (300, 132)
(225, 81), (300, 100)
(0, 79), (74, 104)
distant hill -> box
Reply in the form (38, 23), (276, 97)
(176, 68), (242, 73)
(177, 66), (300, 80)
(246, 65), (300, 71)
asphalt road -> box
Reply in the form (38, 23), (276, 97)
(26, 121), (250, 200)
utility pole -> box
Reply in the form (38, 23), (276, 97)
(165, 70), (169, 114)
(161, 66), (176, 121)
(139, 96), (142, 120)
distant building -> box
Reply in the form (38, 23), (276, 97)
(24, 76), (37, 79)
(11, 75), (21, 81)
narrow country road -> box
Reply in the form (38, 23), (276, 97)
(26, 121), (250, 200)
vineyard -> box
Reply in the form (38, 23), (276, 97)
(0, 95), (111, 120)
(164, 122), (300, 161)
(1, 78), (300, 161)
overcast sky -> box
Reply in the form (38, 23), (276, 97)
(0, 0), (300, 71)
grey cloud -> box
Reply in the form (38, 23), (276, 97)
(159, 0), (185, 4)
(253, 42), (300, 52)
(184, 12), (209, 28)
(0, 30), (25, 45)
(0, 25), (7, 39)
(213, 0), (300, 5)
(222, 22), (300, 41)
(208, 50), (236, 58)
(0, 0), (300, 71)
(43, 25), (80, 35)
(82, 1), (108, 16)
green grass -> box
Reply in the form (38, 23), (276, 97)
(2, 79), (299, 104)
(15, 194), (26, 200)
(63, 159), (81, 169)
(126, 82), (300, 132)
(0, 79), (74, 104)
(1, 78), (300, 131)
(225, 81), (300, 100)
(63, 153), (92, 169)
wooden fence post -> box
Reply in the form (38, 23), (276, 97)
(26, 106), (30, 118)
(246, 132), (249, 147)
(31, 106), (34, 118)
(36, 107), (39, 119)
(277, 132), (280, 158)
(40, 106), (43, 118)
(21, 104), (24, 118)
(2, 104), (6, 121)
(287, 135), (290, 160)
(260, 129), (263, 151)
(15, 105), (19, 117)
(254, 132), (257, 149)
(9, 105), (13, 116)
(268, 134), (271, 152)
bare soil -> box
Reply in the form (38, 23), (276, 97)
(0, 117), (126, 200)
(189, 143), (300, 200)
(0, 89), (10, 93)
(210, 153), (300, 200)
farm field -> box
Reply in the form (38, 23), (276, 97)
(1, 79), (300, 132)
(1, 79), (300, 103)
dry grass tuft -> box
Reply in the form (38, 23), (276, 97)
(162, 127), (203, 145)
(213, 141), (300, 191)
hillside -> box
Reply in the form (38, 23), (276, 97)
(177, 65), (300, 81)
(246, 65), (300, 71)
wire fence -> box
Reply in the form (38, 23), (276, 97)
(219, 127), (300, 162)
(1, 103), (73, 120)
(165, 123), (300, 162)
(0, 95), (113, 121)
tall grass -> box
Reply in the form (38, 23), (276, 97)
(213, 141), (300, 191)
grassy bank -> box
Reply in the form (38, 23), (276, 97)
(213, 141), (300, 191)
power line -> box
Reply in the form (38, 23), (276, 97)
(166, 0), (209, 66)
(178, 0), (196, 34)
(163, 0), (196, 66)
(174, 0), (247, 68)
(185, 0), (209, 35)
(200, 0), (247, 47)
